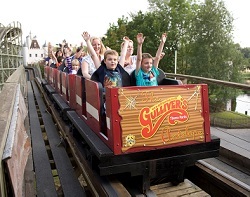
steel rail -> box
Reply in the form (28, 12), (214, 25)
(165, 72), (250, 90)
(198, 160), (250, 192)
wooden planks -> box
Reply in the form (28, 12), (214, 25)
(27, 81), (57, 196)
(31, 80), (85, 196)
(0, 83), (18, 197)
(151, 179), (210, 197)
(3, 84), (31, 197)
(52, 93), (71, 120)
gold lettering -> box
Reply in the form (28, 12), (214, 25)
(161, 127), (205, 143)
(140, 91), (162, 103)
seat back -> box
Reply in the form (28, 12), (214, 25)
(55, 70), (62, 94)
(130, 70), (136, 86)
(130, 68), (181, 86)
(161, 78), (183, 85)
(63, 66), (69, 73)
(157, 68), (167, 85)
(76, 67), (83, 76)
(50, 63), (57, 68)
(75, 75), (87, 118)
(85, 79), (105, 135)
(121, 70), (131, 87)
(61, 72), (69, 102)
(44, 65), (50, 82)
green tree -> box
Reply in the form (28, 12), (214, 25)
(186, 0), (244, 111)
(148, 0), (194, 72)
(240, 47), (250, 67)
(102, 0), (245, 112)
(189, 1), (230, 76)
(103, 11), (171, 68)
(103, 0), (194, 73)
(127, 11), (167, 58)
(241, 47), (250, 59)
(102, 16), (129, 52)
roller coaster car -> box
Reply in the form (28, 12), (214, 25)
(42, 66), (220, 193)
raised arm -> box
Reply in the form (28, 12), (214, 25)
(153, 33), (167, 68)
(81, 61), (91, 79)
(82, 31), (100, 69)
(51, 50), (58, 64)
(135, 33), (145, 75)
(61, 40), (67, 58)
(119, 36), (130, 67)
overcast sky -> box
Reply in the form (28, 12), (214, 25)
(1, 0), (249, 47)
(223, 0), (250, 47)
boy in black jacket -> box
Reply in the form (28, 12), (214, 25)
(91, 49), (130, 88)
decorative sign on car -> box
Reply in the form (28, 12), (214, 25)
(118, 85), (205, 152)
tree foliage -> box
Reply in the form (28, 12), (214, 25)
(102, 0), (246, 112)
(102, 11), (168, 63)
(240, 47), (250, 66)
(102, 16), (129, 52)
(185, 0), (244, 111)
(188, 0), (234, 78)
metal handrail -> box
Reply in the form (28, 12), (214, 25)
(164, 72), (250, 90)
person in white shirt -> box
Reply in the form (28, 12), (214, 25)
(81, 32), (106, 79)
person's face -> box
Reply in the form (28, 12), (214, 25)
(92, 39), (101, 54)
(104, 54), (118, 70)
(141, 58), (153, 73)
(81, 51), (86, 57)
(126, 42), (134, 55)
(75, 50), (82, 58)
(72, 64), (79, 71)
(73, 66), (78, 71)
(48, 51), (53, 58)
(57, 51), (63, 57)
(63, 47), (72, 56)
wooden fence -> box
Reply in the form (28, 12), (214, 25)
(0, 66), (30, 197)
(210, 115), (250, 128)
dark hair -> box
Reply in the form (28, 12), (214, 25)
(55, 50), (62, 57)
(64, 44), (68, 48)
(57, 56), (64, 63)
(76, 46), (83, 53)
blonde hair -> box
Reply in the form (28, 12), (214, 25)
(72, 59), (80, 71)
(104, 50), (119, 60)
(72, 59), (80, 66)
(120, 39), (133, 49)
(87, 37), (106, 55)
(142, 53), (153, 60)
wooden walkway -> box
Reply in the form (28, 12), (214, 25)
(151, 179), (210, 197)
(211, 126), (250, 170)
(24, 79), (86, 196)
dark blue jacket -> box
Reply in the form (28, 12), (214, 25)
(91, 60), (130, 87)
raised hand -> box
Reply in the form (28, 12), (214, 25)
(161, 33), (167, 43)
(82, 31), (90, 42)
(137, 33), (145, 45)
(119, 36), (130, 67)
(106, 46), (111, 50)
(123, 36), (130, 42)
